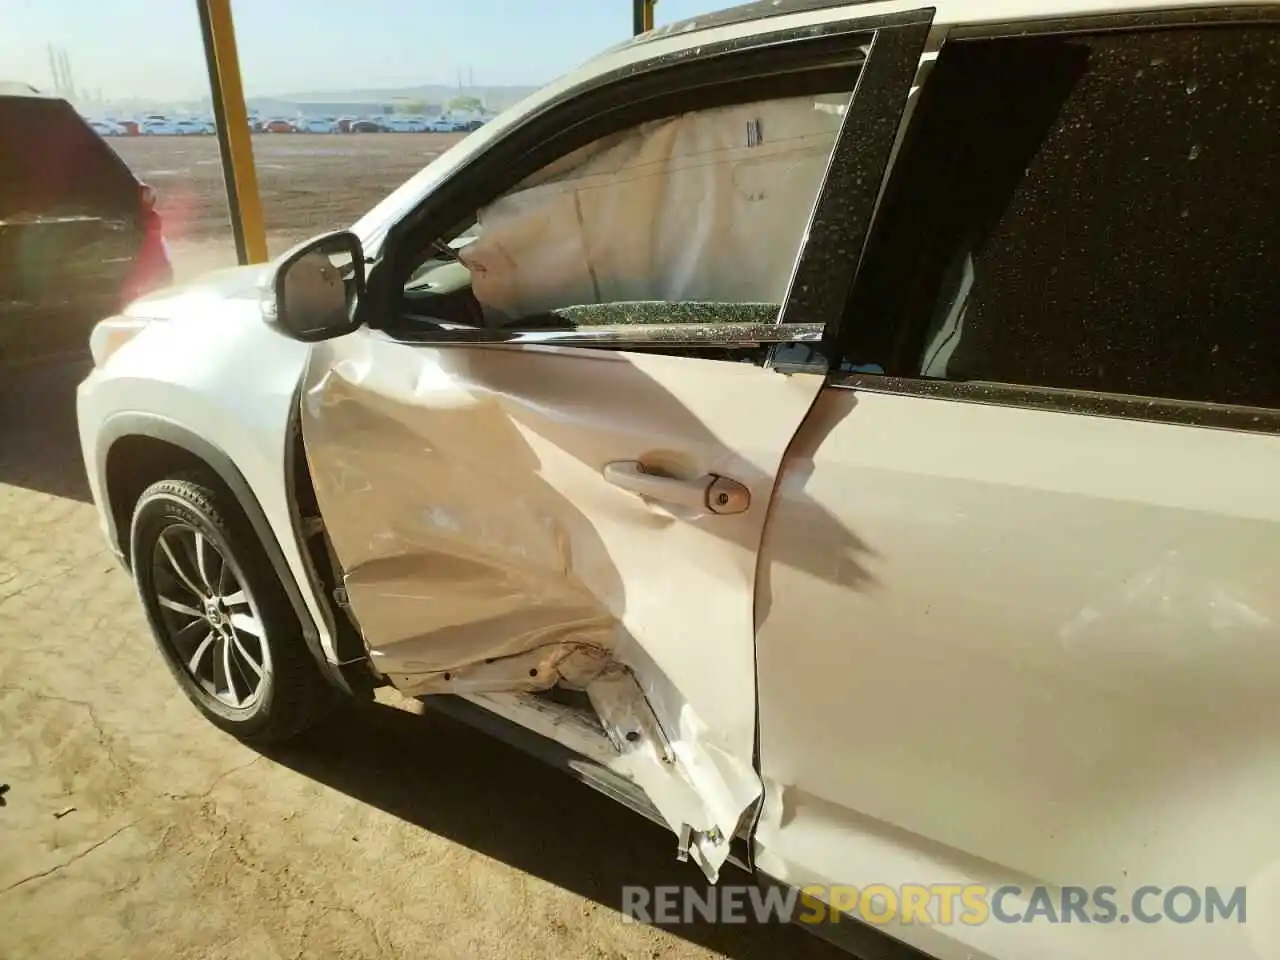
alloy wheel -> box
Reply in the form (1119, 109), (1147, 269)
(150, 522), (272, 708)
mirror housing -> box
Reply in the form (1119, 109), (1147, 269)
(265, 231), (365, 342)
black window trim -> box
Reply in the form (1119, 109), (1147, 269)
(834, 373), (1280, 436)
(946, 3), (1280, 41)
(829, 5), (1280, 437)
(365, 8), (935, 357)
(386, 320), (826, 349)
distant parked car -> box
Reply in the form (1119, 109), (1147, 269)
(349, 119), (382, 133)
(424, 117), (456, 133)
(263, 118), (296, 133)
(384, 117), (424, 133)
(87, 119), (124, 137)
(0, 85), (172, 354)
(117, 119), (141, 136)
(172, 118), (210, 136)
(295, 117), (335, 134)
(141, 118), (179, 135)
(335, 116), (357, 133)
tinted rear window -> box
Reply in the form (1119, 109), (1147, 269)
(846, 24), (1280, 410)
(0, 97), (138, 219)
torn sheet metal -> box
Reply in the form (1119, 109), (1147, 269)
(586, 665), (761, 880)
(300, 321), (825, 880)
(300, 341), (624, 694)
(400, 641), (611, 697)
(465, 677), (760, 881)
(301, 332), (822, 751)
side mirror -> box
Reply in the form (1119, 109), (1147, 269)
(265, 231), (365, 341)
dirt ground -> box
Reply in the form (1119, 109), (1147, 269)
(0, 137), (849, 960)
(113, 132), (467, 261)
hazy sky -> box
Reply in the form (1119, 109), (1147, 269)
(0, 0), (732, 101)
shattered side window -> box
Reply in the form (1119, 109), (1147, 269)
(453, 90), (854, 327)
(857, 25), (1280, 409)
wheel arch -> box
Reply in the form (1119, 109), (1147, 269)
(97, 412), (357, 694)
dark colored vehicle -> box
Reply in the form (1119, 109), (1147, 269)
(0, 84), (171, 354)
(350, 119), (383, 133)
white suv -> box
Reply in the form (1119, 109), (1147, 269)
(77, 2), (1280, 957)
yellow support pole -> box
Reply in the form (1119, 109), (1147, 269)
(633, 0), (656, 35)
(196, 0), (268, 264)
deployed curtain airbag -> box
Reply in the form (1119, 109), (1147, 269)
(459, 95), (847, 322)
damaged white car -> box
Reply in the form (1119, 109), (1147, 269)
(78, 1), (1280, 957)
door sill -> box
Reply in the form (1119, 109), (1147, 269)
(421, 689), (751, 874)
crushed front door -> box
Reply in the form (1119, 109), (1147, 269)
(301, 334), (824, 877)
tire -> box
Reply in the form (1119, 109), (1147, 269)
(130, 474), (334, 743)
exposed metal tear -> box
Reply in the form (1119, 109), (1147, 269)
(387, 641), (612, 697)
(400, 653), (757, 881)
(588, 665), (676, 764)
(584, 664), (753, 882)
(409, 652), (760, 881)
(299, 323), (802, 886)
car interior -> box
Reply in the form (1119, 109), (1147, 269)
(397, 91), (851, 340)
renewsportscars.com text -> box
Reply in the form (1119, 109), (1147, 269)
(622, 883), (1247, 927)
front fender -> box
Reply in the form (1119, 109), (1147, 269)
(76, 296), (358, 685)
(94, 411), (352, 690)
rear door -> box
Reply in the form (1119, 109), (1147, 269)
(753, 16), (1280, 958)
(301, 12), (931, 878)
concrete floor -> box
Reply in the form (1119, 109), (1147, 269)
(0, 357), (847, 960)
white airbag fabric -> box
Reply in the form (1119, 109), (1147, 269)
(459, 96), (846, 322)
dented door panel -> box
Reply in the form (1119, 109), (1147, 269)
(301, 330), (825, 875)
(753, 385), (1280, 958)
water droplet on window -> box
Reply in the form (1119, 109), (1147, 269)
(1185, 79), (1199, 94)
(1188, 144), (1201, 161)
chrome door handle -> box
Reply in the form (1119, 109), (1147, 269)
(602, 461), (750, 515)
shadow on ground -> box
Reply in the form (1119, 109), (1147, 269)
(0, 356), (94, 502)
(268, 698), (856, 960)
